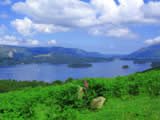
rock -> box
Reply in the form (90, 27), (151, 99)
(90, 97), (106, 109)
(8, 51), (13, 58)
(77, 86), (85, 99)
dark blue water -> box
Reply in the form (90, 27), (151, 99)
(0, 60), (151, 82)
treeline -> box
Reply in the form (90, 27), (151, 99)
(0, 56), (111, 65)
(0, 78), (73, 93)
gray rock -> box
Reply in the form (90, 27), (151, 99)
(90, 97), (106, 109)
(77, 86), (85, 99)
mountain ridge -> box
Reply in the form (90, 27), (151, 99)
(0, 45), (114, 65)
(124, 43), (160, 60)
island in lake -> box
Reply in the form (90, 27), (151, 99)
(122, 65), (129, 69)
(68, 63), (92, 68)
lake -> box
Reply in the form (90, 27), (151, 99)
(0, 60), (151, 82)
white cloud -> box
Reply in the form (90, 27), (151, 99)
(0, 35), (58, 46)
(106, 28), (136, 38)
(4, 35), (17, 41)
(142, 2), (160, 19)
(0, 35), (21, 46)
(89, 26), (136, 38)
(11, 0), (160, 37)
(0, 0), (11, 5)
(48, 40), (56, 45)
(11, 17), (70, 36)
(0, 35), (40, 46)
(28, 39), (39, 45)
(12, 0), (96, 28)
(12, 0), (160, 25)
(11, 17), (33, 36)
(145, 36), (160, 45)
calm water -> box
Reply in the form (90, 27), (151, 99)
(0, 60), (151, 82)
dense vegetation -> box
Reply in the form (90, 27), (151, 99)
(0, 78), (74, 93)
(0, 68), (160, 120)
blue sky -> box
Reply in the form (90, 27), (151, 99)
(1, 0), (160, 54)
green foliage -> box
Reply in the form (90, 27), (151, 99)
(65, 77), (74, 83)
(0, 79), (65, 93)
(0, 68), (160, 119)
(78, 96), (160, 120)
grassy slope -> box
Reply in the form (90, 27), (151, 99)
(78, 96), (160, 120)
(0, 68), (160, 120)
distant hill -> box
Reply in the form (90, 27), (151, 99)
(125, 43), (160, 60)
(0, 45), (113, 65)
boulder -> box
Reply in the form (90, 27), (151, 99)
(90, 97), (106, 109)
(77, 86), (84, 99)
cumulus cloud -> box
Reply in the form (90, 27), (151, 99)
(142, 2), (160, 19)
(145, 36), (160, 45)
(28, 39), (39, 46)
(11, 17), (70, 36)
(0, 35), (57, 46)
(91, 0), (158, 24)
(12, 0), (96, 28)
(0, 35), (40, 46)
(48, 40), (56, 45)
(11, 18), (33, 36)
(0, 35), (22, 46)
(88, 25), (136, 38)
(11, 0), (160, 37)
(106, 28), (136, 38)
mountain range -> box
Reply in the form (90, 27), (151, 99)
(0, 45), (113, 65)
(0, 43), (160, 65)
(124, 43), (160, 60)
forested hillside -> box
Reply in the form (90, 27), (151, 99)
(0, 45), (112, 65)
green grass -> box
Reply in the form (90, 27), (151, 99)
(78, 96), (160, 120)
(0, 67), (160, 120)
